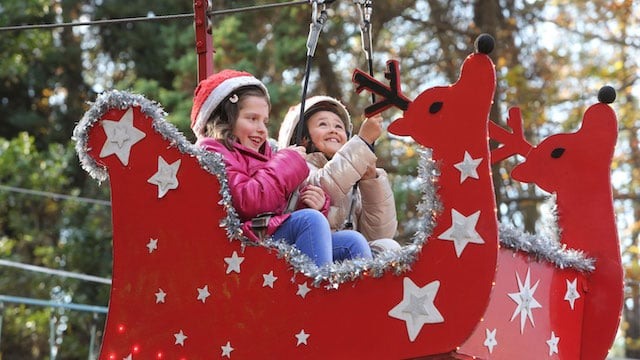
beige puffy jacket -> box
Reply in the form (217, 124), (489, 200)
(277, 96), (398, 241)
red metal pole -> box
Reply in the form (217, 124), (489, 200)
(194, 0), (215, 82)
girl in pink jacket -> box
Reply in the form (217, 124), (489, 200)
(190, 70), (372, 267)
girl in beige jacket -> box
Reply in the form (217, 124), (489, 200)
(278, 96), (400, 254)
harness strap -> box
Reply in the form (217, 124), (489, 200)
(284, 188), (300, 214)
(251, 212), (275, 241)
(343, 189), (357, 230)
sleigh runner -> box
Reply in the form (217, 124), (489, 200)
(74, 35), (622, 359)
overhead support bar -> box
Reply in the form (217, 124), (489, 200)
(0, 295), (108, 314)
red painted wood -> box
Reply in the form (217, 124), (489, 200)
(77, 41), (622, 359)
(85, 103), (495, 359)
(459, 249), (586, 359)
(385, 50), (500, 352)
(508, 102), (623, 360)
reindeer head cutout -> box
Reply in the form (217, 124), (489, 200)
(353, 34), (496, 149)
(355, 36), (502, 351)
(509, 86), (618, 194)
(503, 87), (621, 360)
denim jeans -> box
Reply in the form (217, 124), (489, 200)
(272, 208), (372, 267)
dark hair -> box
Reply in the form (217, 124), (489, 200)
(204, 85), (270, 150)
(291, 101), (348, 153)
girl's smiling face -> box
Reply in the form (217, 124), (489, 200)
(232, 96), (270, 152)
(307, 110), (347, 158)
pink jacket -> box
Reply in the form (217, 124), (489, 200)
(197, 138), (328, 241)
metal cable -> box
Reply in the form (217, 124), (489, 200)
(0, 259), (112, 285)
(0, 1), (309, 32)
(0, 185), (111, 206)
(0, 295), (108, 313)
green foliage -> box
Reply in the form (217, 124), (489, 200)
(0, 133), (111, 358)
(94, 0), (194, 87)
(2, 0), (640, 356)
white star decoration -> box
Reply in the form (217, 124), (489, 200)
(155, 288), (166, 304)
(147, 156), (181, 198)
(297, 282), (311, 298)
(262, 271), (278, 288)
(483, 328), (497, 354)
(564, 278), (580, 310)
(99, 107), (146, 166)
(221, 341), (234, 358)
(123, 354), (132, 360)
(146, 238), (158, 253)
(295, 330), (310, 346)
(224, 251), (244, 274)
(547, 331), (560, 355)
(508, 268), (542, 333)
(174, 329), (187, 346)
(453, 151), (482, 183)
(437, 209), (484, 257)
(197, 285), (211, 303)
(388, 277), (444, 342)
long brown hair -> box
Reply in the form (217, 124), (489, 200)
(204, 85), (270, 150)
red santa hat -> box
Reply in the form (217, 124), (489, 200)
(190, 69), (269, 138)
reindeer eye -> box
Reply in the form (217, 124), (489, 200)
(551, 148), (565, 158)
(429, 102), (443, 114)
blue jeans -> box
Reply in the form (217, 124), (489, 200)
(272, 209), (372, 267)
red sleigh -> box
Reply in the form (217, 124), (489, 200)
(74, 34), (622, 359)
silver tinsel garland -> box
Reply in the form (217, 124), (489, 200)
(73, 90), (594, 292)
(498, 195), (594, 272)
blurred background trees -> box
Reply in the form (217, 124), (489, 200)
(1, 0), (639, 358)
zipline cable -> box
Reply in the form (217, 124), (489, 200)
(0, 13), (193, 32)
(0, 0), (309, 32)
(356, 0), (375, 102)
(0, 184), (111, 206)
(344, 0), (375, 230)
(287, 1), (332, 213)
(294, 0), (330, 144)
(210, 0), (308, 16)
(0, 259), (112, 285)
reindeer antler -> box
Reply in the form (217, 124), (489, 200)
(489, 107), (533, 164)
(352, 60), (412, 117)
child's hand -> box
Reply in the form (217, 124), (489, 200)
(358, 114), (384, 145)
(287, 145), (307, 158)
(300, 185), (326, 210)
(362, 165), (377, 180)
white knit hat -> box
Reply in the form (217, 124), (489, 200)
(277, 96), (351, 149)
(190, 69), (269, 138)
